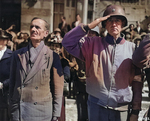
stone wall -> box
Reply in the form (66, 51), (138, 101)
(21, 0), (53, 34)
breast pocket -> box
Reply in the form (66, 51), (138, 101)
(41, 69), (50, 84)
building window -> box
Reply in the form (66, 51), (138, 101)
(66, 0), (69, 7)
(72, 0), (75, 7)
(141, 0), (145, 5)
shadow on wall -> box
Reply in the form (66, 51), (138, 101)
(25, 0), (37, 8)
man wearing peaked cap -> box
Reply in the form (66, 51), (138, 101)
(62, 4), (142, 121)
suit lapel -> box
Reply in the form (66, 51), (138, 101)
(18, 47), (29, 75)
(24, 45), (48, 83)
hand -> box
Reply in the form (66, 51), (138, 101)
(129, 114), (138, 121)
(0, 82), (3, 89)
(51, 116), (58, 121)
(88, 15), (110, 29)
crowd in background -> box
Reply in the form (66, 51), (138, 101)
(0, 13), (150, 121)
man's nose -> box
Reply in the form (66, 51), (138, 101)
(112, 21), (117, 26)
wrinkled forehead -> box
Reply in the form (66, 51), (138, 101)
(31, 19), (46, 28)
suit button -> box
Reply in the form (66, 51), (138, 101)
(34, 102), (37, 105)
(35, 87), (38, 90)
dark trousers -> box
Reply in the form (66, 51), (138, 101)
(74, 79), (88, 121)
(76, 92), (88, 121)
(87, 100), (127, 121)
(0, 108), (10, 121)
(145, 68), (150, 97)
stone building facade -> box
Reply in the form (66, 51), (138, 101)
(1, 0), (150, 33)
(93, 0), (150, 30)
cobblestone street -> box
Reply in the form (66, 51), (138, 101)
(139, 81), (150, 121)
(66, 81), (150, 121)
(66, 98), (77, 121)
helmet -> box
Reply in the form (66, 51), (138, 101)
(102, 5), (127, 28)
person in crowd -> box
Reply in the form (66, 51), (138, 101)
(6, 24), (17, 41)
(100, 27), (108, 37)
(135, 22), (150, 98)
(53, 28), (63, 43)
(47, 32), (70, 121)
(66, 54), (78, 99)
(6, 24), (18, 51)
(134, 21), (144, 35)
(9, 17), (64, 121)
(6, 38), (14, 51)
(132, 30), (150, 121)
(129, 24), (136, 40)
(72, 14), (82, 28)
(16, 32), (30, 50)
(146, 22), (150, 34)
(62, 5), (143, 121)
(58, 53), (69, 121)
(45, 28), (63, 50)
(122, 24), (136, 41)
(0, 30), (12, 121)
(58, 16), (71, 37)
(45, 29), (74, 100)
(54, 30), (78, 99)
(75, 58), (88, 121)
(132, 34), (142, 48)
(44, 33), (52, 48)
(124, 31), (132, 42)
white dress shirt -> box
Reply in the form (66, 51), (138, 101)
(0, 46), (6, 60)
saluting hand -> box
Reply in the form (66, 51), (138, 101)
(88, 15), (110, 29)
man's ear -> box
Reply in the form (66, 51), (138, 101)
(44, 30), (49, 37)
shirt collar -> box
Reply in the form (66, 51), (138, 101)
(105, 33), (125, 45)
(0, 46), (7, 60)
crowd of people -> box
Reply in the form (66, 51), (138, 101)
(0, 4), (150, 121)
(121, 21), (149, 48)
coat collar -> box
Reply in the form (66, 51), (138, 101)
(1, 49), (12, 60)
(17, 46), (29, 75)
(105, 33), (125, 45)
(24, 45), (49, 83)
(18, 43), (49, 83)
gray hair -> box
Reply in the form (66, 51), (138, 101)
(31, 17), (50, 31)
